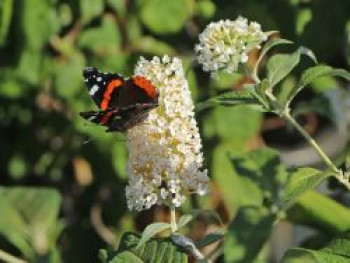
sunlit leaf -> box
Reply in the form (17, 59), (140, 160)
(136, 222), (171, 249)
(138, 0), (190, 34)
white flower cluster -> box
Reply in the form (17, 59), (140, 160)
(125, 56), (209, 211)
(195, 16), (267, 77)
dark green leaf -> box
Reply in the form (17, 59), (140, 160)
(282, 231), (350, 263)
(195, 229), (226, 248)
(225, 206), (276, 263)
(282, 168), (330, 205)
(101, 232), (188, 263)
(287, 191), (350, 235)
(0, 0), (13, 46)
(267, 47), (316, 88)
(137, 222), (171, 249)
(138, 0), (190, 34)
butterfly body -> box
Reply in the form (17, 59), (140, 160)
(80, 67), (158, 132)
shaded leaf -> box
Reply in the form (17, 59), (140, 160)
(195, 229), (226, 248)
(225, 206), (276, 263)
(0, 0), (13, 46)
(137, 222), (171, 249)
(230, 147), (288, 206)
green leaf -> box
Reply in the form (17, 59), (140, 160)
(106, 0), (126, 17)
(254, 38), (292, 76)
(177, 215), (194, 229)
(133, 36), (176, 56)
(101, 232), (188, 263)
(20, 0), (59, 50)
(260, 38), (293, 58)
(196, 89), (262, 112)
(267, 47), (316, 88)
(195, 229), (226, 248)
(0, 0), (13, 46)
(80, 0), (104, 25)
(282, 231), (350, 263)
(137, 222), (172, 249)
(225, 206), (276, 263)
(138, 0), (190, 34)
(287, 65), (350, 104)
(287, 191), (350, 235)
(0, 187), (63, 259)
(196, 0), (216, 19)
(212, 142), (263, 216)
(77, 14), (121, 53)
(230, 147), (288, 206)
(282, 168), (331, 205)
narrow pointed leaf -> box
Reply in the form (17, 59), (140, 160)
(287, 65), (350, 104)
(196, 89), (261, 111)
(177, 214), (194, 229)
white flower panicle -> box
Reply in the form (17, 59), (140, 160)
(195, 16), (268, 77)
(125, 55), (209, 211)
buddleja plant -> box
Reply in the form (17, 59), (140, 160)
(99, 16), (350, 263)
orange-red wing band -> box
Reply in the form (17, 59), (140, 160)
(132, 76), (158, 99)
(100, 110), (114, 125)
(100, 79), (123, 110)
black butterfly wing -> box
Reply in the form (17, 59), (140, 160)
(118, 76), (158, 108)
(106, 103), (158, 132)
(83, 67), (124, 110)
(80, 108), (121, 127)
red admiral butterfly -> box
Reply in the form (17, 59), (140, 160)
(80, 67), (158, 132)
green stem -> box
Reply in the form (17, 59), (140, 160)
(284, 111), (339, 173)
(0, 249), (27, 263)
(252, 74), (350, 190)
(170, 205), (178, 233)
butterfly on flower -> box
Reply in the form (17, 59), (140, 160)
(79, 67), (158, 132)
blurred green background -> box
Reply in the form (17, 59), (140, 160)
(1, 0), (350, 262)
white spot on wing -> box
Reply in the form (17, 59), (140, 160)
(89, 85), (99, 95)
(97, 77), (102, 82)
(88, 115), (97, 121)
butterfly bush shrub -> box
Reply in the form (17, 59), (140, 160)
(101, 15), (350, 263)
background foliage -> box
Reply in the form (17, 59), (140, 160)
(1, 0), (350, 262)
